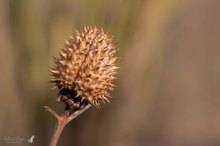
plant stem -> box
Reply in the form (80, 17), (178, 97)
(49, 116), (66, 146)
(44, 105), (91, 146)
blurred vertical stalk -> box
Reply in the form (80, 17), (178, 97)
(0, 0), (29, 137)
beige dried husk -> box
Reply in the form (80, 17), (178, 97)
(50, 26), (118, 108)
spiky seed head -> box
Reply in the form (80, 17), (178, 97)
(50, 26), (118, 108)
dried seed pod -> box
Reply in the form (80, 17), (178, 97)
(50, 26), (118, 109)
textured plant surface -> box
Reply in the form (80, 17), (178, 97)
(45, 26), (118, 146)
(50, 26), (118, 109)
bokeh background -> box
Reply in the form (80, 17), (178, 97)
(1, 0), (220, 146)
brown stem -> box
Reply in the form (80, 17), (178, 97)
(49, 116), (67, 146)
(44, 105), (91, 146)
(67, 104), (92, 123)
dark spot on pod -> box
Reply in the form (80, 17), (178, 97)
(58, 88), (77, 99)
(58, 88), (89, 111)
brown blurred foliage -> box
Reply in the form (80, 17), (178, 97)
(1, 0), (220, 146)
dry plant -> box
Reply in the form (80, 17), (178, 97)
(45, 26), (118, 146)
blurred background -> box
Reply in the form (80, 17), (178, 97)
(1, 0), (220, 146)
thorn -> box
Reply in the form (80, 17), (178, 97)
(110, 76), (117, 80)
(102, 95), (110, 103)
(84, 26), (88, 32)
(49, 79), (61, 83)
(53, 57), (57, 61)
(59, 51), (67, 58)
(65, 40), (70, 46)
(59, 60), (66, 65)
(113, 66), (120, 70)
(61, 48), (66, 52)
(56, 96), (61, 102)
(75, 30), (80, 36)
(50, 68), (60, 74)
(105, 95), (113, 99)
(51, 86), (58, 90)
(67, 48), (73, 52)
(109, 57), (117, 64)
(106, 83), (115, 88)
(76, 91), (82, 97)
(101, 95), (110, 103)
